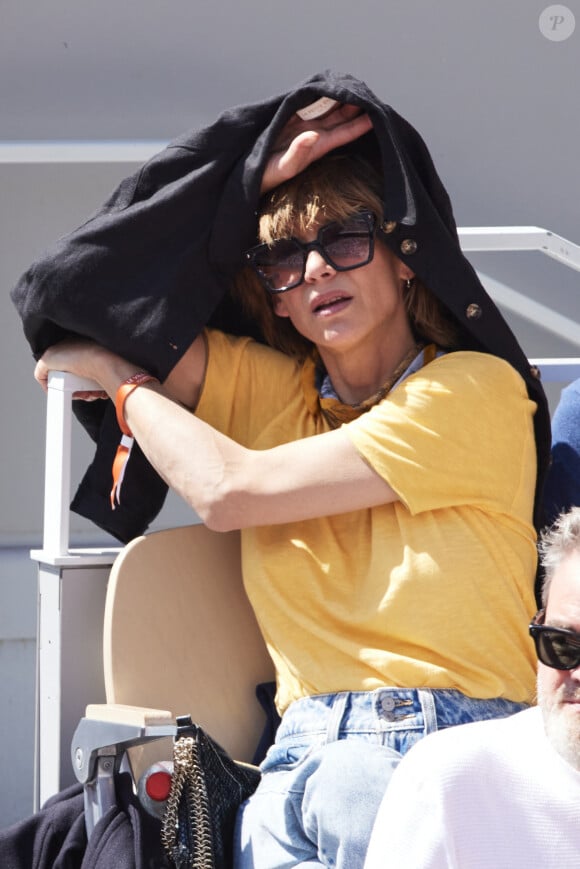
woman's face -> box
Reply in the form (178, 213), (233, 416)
(271, 220), (415, 360)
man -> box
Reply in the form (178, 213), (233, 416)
(365, 506), (580, 869)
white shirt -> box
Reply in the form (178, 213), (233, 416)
(365, 707), (580, 868)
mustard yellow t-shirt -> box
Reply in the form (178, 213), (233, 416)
(196, 329), (539, 713)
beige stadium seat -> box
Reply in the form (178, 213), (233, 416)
(72, 523), (275, 832)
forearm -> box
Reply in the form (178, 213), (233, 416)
(122, 382), (252, 530)
(34, 339), (290, 530)
(123, 380), (398, 531)
(34, 338), (238, 526)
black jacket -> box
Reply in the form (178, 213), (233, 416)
(0, 777), (170, 869)
(11, 69), (550, 540)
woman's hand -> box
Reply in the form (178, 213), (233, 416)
(33, 338), (135, 400)
(260, 103), (373, 194)
(34, 332), (208, 408)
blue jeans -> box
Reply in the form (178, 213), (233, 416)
(234, 688), (527, 868)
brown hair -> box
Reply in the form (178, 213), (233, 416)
(232, 152), (459, 359)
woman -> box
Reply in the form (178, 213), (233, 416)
(34, 98), (544, 868)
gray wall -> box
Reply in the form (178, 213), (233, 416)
(1, 0), (579, 827)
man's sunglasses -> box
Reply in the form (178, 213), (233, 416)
(529, 609), (580, 670)
(245, 211), (377, 294)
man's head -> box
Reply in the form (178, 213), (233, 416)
(533, 507), (580, 769)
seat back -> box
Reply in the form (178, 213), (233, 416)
(103, 523), (275, 764)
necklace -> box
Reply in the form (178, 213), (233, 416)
(349, 342), (425, 412)
(310, 343), (436, 429)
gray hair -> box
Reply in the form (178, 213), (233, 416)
(538, 506), (580, 606)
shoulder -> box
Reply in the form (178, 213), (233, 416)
(386, 351), (534, 426)
(199, 329), (304, 428)
(204, 327), (271, 357)
(367, 350), (532, 428)
(418, 350), (528, 393)
(204, 328), (299, 376)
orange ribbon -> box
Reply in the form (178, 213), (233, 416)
(110, 372), (158, 509)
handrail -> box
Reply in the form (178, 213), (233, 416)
(458, 226), (580, 273)
(529, 359), (580, 381)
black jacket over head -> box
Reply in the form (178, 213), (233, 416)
(11, 69), (550, 542)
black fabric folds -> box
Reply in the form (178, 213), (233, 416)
(11, 69), (550, 539)
(0, 776), (171, 869)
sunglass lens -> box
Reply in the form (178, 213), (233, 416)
(320, 218), (372, 269)
(539, 630), (580, 669)
(254, 239), (304, 291)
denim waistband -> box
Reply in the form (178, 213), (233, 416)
(276, 688), (528, 743)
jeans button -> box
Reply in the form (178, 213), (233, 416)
(381, 696), (396, 712)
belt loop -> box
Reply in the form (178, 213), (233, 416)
(418, 688), (438, 734)
(325, 692), (349, 743)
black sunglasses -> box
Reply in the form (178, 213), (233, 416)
(245, 211), (377, 294)
(529, 609), (580, 670)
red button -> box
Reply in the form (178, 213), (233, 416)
(145, 770), (172, 801)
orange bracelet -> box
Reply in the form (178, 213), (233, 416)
(111, 372), (159, 509)
(115, 371), (159, 436)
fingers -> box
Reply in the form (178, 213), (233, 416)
(289, 104), (371, 149)
(32, 340), (137, 401)
(261, 131), (320, 192)
(276, 103), (367, 144)
(314, 109), (373, 157)
(32, 339), (99, 393)
(73, 390), (109, 401)
(34, 359), (49, 393)
(261, 104), (373, 194)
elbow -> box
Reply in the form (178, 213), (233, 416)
(192, 481), (246, 533)
(179, 451), (256, 533)
(202, 504), (240, 533)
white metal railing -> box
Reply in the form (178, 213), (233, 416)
(458, 226), (580, 273)
(0, 140), (167, 164)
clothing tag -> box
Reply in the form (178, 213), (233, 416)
(296, 98), (339, 120)
(110, 434), (134, 509)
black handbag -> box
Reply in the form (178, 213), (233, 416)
(161, 716), (261, 869)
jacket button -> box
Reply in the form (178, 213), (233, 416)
(530, 365), (542, 380)
(381, 220), (397, 234)
(465, 303), (482, 319)
(400, 239), (417, 255)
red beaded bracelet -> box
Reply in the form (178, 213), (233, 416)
(111, 372), (159, 509)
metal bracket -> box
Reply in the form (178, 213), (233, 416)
(71, 715), (176, 836)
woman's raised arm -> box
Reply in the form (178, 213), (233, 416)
(34, 337), (397, 532)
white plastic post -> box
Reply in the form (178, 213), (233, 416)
(33, 371), (118, 807)
(42, 372), (102, 558)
